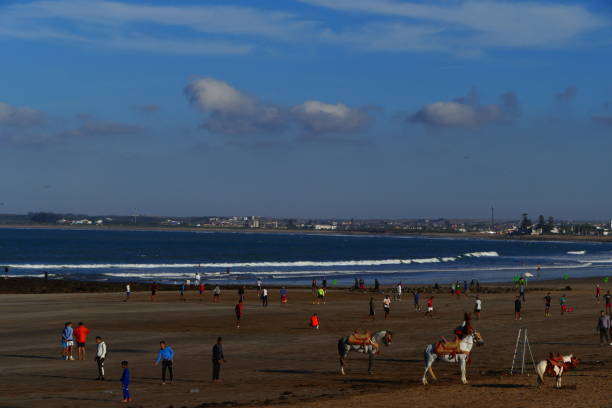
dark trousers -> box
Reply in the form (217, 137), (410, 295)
(262, 295), (268, 306)
(212, 360), (221, 380)
(600, 328), (611, 344)
(162, 360), (173, 382)
(95, 357), (105, 378)
(122, 386), (130, 400)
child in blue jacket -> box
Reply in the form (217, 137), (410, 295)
(120, 361), (131, 403)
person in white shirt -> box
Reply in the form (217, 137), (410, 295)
(396, 283), (402, 301)
(383, 296), (391, 319)
(261, 288), (268, 307)
(125, 284), (131, 301)
(474, 296), (482, 320)
(95, 336), (107, 380)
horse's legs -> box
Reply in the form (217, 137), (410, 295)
(460, 356), (468, 384)
(428, 366), (437, 381)
(423, 347), (436, 385)
(367, 351), (374, 375)
(340, 356), (345, 375)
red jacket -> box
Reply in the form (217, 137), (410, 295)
(74, 325), (90, 343)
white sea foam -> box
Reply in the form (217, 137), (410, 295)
(567, 250), (586, 255)
(6, 251), (498, 270)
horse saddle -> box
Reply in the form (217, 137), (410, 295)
(435, 337), (463, 356)
(348, 331), (373, 346)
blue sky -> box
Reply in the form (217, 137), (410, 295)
(0, 0), (611, 219)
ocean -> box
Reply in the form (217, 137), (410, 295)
(1, 228), (610, 285)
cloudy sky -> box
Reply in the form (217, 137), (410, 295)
(1, 0), (611, 219)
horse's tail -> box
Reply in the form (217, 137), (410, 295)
(535, 360), (546, 385)
(338, 337), (348, 357)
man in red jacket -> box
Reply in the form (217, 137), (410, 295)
(74, 322), (90, 360)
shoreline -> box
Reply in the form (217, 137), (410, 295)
(2, 223), (612, 243)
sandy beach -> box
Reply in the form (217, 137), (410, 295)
(0, 279), (610, 408)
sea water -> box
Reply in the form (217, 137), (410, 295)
(0, 228), (610, 285)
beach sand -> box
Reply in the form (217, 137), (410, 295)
(0, 279), (610, 408)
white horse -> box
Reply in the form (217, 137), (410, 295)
(337, 330), (393, 375)
(422, 331), (484, 385)
(535, 354), (579, 389)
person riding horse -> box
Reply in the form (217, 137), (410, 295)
(454, 312), (473, 340)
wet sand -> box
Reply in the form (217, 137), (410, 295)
(0, 279), (610, 408)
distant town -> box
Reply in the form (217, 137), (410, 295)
(1, 212), (611, 237)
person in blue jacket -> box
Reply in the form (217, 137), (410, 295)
(120, 361), (131, 403)
(154, 341), (174, 384)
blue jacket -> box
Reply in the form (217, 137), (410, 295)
(120, 368), (130, 386)
(155, 346), (174, 364)
(62, 327), (73, 342)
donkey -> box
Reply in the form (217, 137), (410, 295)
(337, 330), (393, 375)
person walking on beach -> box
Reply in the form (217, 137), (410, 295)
(369, 297), (375, 320)
(120, 361), (131, 403)
(396, 282), (402, 301)
(425, 296), (434, 318)
(212, 285), (221, 303)
(257, 280), (263, 295)
(374, 279), (380, 293)
(150, 282), (158, 301)
(235, 300), (243, 328)
(560, 294), (567, 315)
(316, 287), (326, 304)
(544, 292), (552, 317)
(212, 337), (225, 383)
(62, 322), (74, 360)
(125, 283), (131, 301)
(179, 282), (186, 301)
(310, 313), (320, 329)
(596, 310), (612, 346)
(604, 290), (612, 315)
(280, 287), (287, 304)
(383, 295), (391, 319)
(474, 296), (482, 320)
(74, 322), (90, 360)
(198, 282), (205, 300)
(261, 287), (268, 307)
(238, 286), (245, 303)
(154, 341), (174, 385)
(595, 284), (601, 303)
(95, 336), (107, 380)
(413, 290), (421, 312)
(519, 282), (526, 303)
(514, 296), (522, 320)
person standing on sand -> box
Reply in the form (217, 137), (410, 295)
(396, 282), (402, 301)
(212, 337), (225, 382)
(519, 282), (526, 303)
(235, 300), (243, 328)
(62, 322), (74, 360)
(425, 296), (434, 318)
(514, 296), (522, 320)
(213, 285), (221, 303)
(474, 296), (482, 320)
(95, 336), (107, 380)
(261, 287), (268, 307)
(150, 282), (158, 301)
(198, 282), (205, 300)
(74, 322), (90, 360)
(125, 283), (131, 301)
(369, 297), (375, 320)
(560, 294), (567, 315)
(595, 284), (601, 303)
(316, 287), (326, 304)
(413, 290), (421, 312)
(238, 286), (245, 303)
(596, 310), (611, 346)
(280, 287), (287, 304)
(179, 282), (186, 301)
(154, 341), (174, 385)
(604, 290), (612, 315)
(120, 361), (131, 403)
(383, 295), (391, 319)
(257, 280), (262, 295)
(544, 292), (552, 317)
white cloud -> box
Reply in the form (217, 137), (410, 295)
(409, 89), (519, 128)
(292, 100), (371, 134)
(185, 78), (373, 137)
(0, 102), (46, 126)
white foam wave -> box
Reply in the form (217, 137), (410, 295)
(567, 250), (586, 255)
(5, 251), (498, 270)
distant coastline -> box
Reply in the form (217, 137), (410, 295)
(1, 223), (612, 243)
